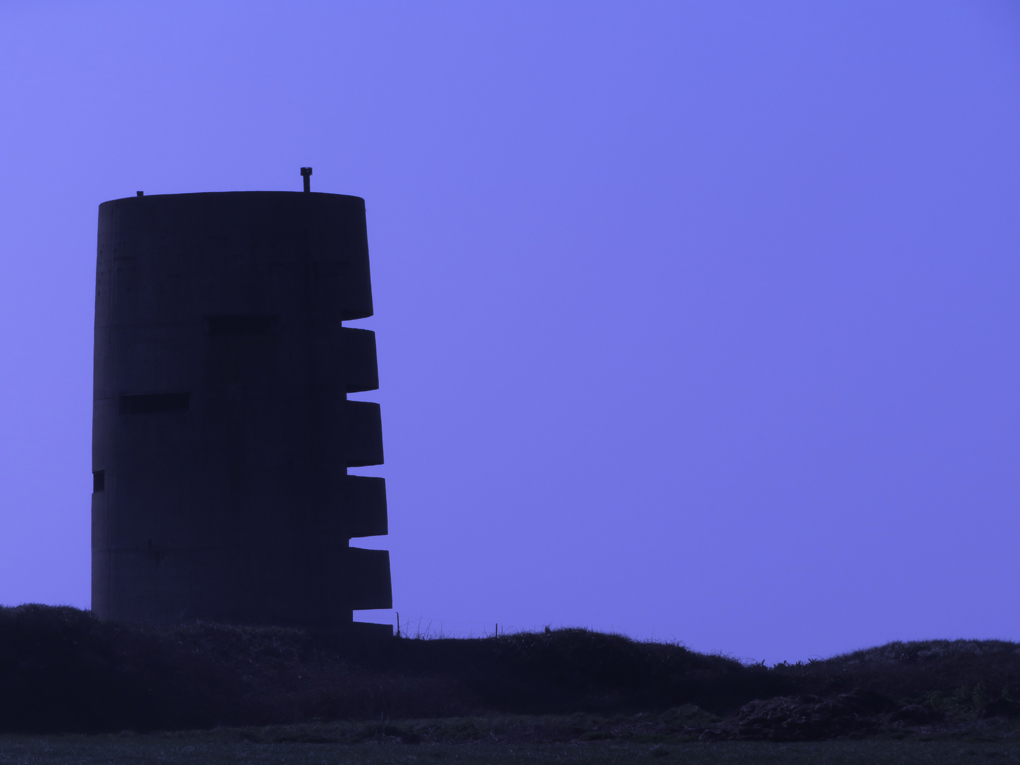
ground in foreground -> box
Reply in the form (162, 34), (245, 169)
(0, 716), (1017, 765)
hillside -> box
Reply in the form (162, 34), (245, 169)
(1, 604), (1018, 741)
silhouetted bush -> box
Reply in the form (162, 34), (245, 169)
(0, 605), (228, 731)
(771, 639), (1020, 715)
(361, 628), (789, 714)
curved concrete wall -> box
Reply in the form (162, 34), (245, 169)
(92, 191), (391, 629)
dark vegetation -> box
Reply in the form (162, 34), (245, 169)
(1, 604), (1018, 742)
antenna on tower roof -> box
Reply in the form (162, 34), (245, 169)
(300, 167), (312, 193)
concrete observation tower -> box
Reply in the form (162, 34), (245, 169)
(91, 169), (392, 632)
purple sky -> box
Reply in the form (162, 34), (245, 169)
(1, 1), (1019, 664)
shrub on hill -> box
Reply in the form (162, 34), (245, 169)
(0, 605), (226, 732)
(771, 639), (1020, 715)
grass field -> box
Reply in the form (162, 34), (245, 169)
(0, 724), (1017, 765)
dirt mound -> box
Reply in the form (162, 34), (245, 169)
(732, 691), (898, 741)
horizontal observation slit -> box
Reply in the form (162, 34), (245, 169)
(120, 392), (191, 414)
(205, 314), (280, 336)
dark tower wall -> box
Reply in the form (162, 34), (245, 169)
(92, 191), (391, 629)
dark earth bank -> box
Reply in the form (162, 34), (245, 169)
(2, 604), (1019, 742)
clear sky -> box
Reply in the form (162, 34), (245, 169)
(1, 0), (1018, 664)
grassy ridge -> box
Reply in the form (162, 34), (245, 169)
(1, 604), (1018, 737)
(773, 640), (1020, 702)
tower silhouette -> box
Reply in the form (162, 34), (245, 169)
(91, 175), (391, 632)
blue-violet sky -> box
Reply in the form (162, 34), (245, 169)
(1, 0), (1019, 663)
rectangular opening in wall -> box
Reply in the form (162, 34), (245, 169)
(93, 470), (105, 492)
(120, 392), (191, 414)
(206, 315), (280, 337)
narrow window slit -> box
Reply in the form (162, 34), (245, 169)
(120, 392), (191, 414)
(206, 315), (280, 337)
